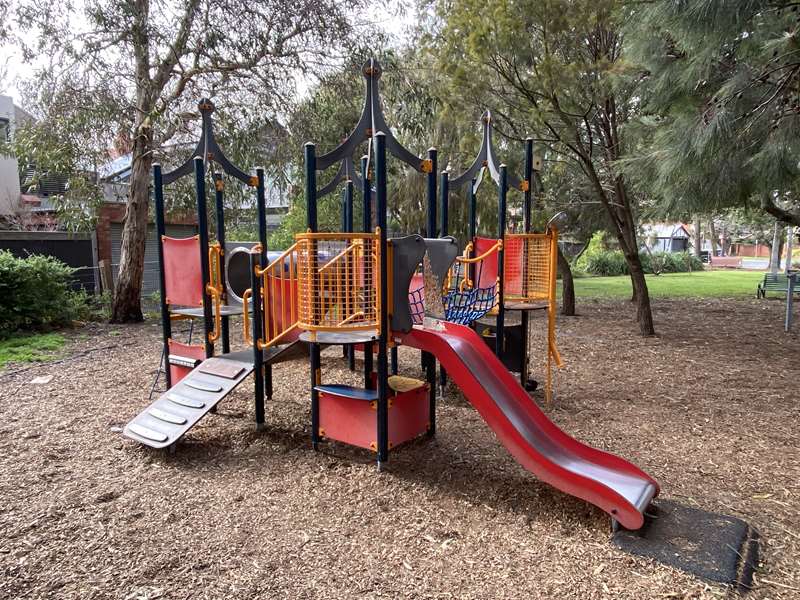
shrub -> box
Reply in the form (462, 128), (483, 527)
(0, 250), (92, 338)
(583, 249), (703, 277)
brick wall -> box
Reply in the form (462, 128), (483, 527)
(95, 202), (197, 263)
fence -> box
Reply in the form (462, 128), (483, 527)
(0, 230), (99, 292)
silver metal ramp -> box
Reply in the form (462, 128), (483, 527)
(124, 354), (254, 449)
(124, 341), (307, 449)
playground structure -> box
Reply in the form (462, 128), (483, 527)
(123, 61), (658, 530)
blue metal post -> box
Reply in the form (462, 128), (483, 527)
(361, 155), (374, 389)
(213, 172), (230, 355)
(375, 133), (390, 466)
(250, 250), (265, 428)
(439, 170), (449, 390)
(468, 178), (477, 285)
(153, 164), (172, 388)
(424, 148), (438, 434)
(256, 168), (272, 400)
(496, 164), (508, 358)
(193, 157), (214, 359)
(305, 144), (322, 451)
(521, 139), (534, 387)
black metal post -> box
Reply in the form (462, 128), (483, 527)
(305, 144), (322, 451)
(250, 251), (265, 428)
(496, 164), (508, 358)
(361, 155), (374, 389)
(193, 157), (214, 359)
(256, 168), (272, 400)
(375, 132), (390, 467)
(213, 172), (230, 355)
(153, 164), (172, 389)
(426, 148), (438, 237)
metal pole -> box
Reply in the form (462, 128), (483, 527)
(256, 168), (272, 400)
(153, 164), (172, 389)
(439, 170), (449, 390)
(213, 172), (230, 355)
(496, 164), (508, 358)
(424, 148), (438, 433)
(361, 155), (374, 389)
(305, 144), (322, 451)
(521, 139), (533, 387)
(345, 179), (356, 371)
(250, 251), (265, 428)
(375, 132), (390, 467)
(193, 157), (214, 359)
(468, 178), (477, 286)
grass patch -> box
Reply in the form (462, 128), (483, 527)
(0, 332), (66, 369)
(572, 270), (764, 299)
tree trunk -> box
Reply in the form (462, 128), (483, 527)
(110, 0), (153, 323)
(769, 221), (782, 273)
(110, 125), (153, 322)
(709, 218), (719, 256)
(693, 215), (702, 256)
(557, 245), (575, 316)
(626, 250), (655, 335)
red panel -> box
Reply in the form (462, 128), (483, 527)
(388, 385), (429, 448)
(474, 237), (499, 289)
(265, 275), (300, 342)
(167, 340), (206, 385)
(318, 386), (430, 452)
(163, 236), (203, 306)
(503, 236), (524, 297)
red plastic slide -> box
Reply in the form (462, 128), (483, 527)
(399, 321), (659, 529)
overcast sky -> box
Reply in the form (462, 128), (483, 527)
(0, 1), (416, 107)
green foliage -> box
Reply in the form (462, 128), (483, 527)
(625, 0), (800, 225)
(0, 332), (66, 368)
(584, 249), (703, 276)
(0, 250), (92, 338)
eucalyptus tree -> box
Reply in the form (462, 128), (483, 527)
(13, 0), (359, 321)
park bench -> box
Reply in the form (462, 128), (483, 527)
(757, 272), (798, 298)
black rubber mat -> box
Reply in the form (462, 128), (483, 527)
(613, 499), (759, 592)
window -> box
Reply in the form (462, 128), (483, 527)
(0, 117), (9, 142)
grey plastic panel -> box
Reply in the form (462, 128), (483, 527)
(390, 235), (426, 333)
(423, 237), (459, 286)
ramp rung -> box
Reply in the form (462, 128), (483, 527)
(127, 423), (169, 443)
(149, 407), (187, 425)
(167, 393), (206, 409)
(184, 380), (223, 393)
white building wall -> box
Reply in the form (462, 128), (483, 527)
(0, 95), (21, 215)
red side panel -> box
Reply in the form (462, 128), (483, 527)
(163, 236), (203, 306)
(399, 322), (659, 530)
(503, 236), (524, 297)
(318, 387), (430, 451)
(265, 275), (300, 343)
(167, 340), (206, 384)
(475, 237), (499, 289)
(475, 236), (523, 295)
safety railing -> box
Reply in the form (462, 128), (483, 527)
(295, 231), (381, 335)
(243, 243), (301, 350)
(206, 241), (223, 342)
(503, 232), (555, 303)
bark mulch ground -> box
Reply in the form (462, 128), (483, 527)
(0, 297), (797, 599)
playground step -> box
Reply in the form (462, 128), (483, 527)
(315, 385), (379, 402)
(124, 354), (254, 449)
(123, 341), (307, 449)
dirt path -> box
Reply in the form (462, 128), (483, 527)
(0, 297), (797, 599)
